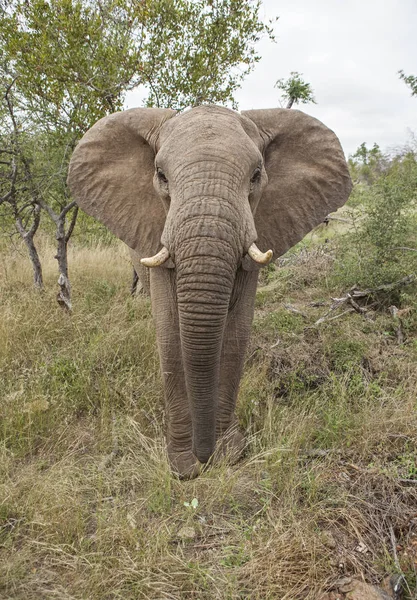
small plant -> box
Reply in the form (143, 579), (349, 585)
(183, 497), (199, 509)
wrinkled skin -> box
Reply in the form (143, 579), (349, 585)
(68, 105), (352, 478)
(146, 108), (265, 476)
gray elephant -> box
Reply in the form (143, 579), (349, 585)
(67, 105), (352, 478)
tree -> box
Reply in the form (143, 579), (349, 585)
(0, 0), (275, 304)
(0, 58), (80, 306)
(275, 71), (316, 109)
(348, 142), (388, 184)
(399, 70), (417, 97)
(1, 0), (275, 122)
(0, 78), (44, 289)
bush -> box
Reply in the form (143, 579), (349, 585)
(334, 149), (417, 291)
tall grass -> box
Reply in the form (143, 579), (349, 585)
(1, 237), (417, 599)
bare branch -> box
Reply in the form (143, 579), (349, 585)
(65, 204), (78, 242)
(0, 158), (17, 205)
(312, 275), (416, 326)
(14, 215), (27, 238)
(59, 199), (77, 219)
(26, 203), (41, 240)
(36, 197), (59, 223)
(388, 246), (417, 253)
(314, 308), (355, 326)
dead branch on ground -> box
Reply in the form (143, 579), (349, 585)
(313, 275), (415, 326)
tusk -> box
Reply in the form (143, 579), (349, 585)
(248, 243), (273, 265)
(140, 246), (170, 268)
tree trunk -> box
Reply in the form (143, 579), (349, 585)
(55, 219), (72, 310)
(15, 204), (43, 290)
(23, 234), (43, 289)
(53, 204), (78, 311)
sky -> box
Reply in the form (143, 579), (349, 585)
(127, 0), (417, 157)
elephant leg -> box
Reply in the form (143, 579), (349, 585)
(215, 268), (259, 461)
(149, 267), (200, 479)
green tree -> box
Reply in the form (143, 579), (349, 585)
(348, 142), (388, 185)
(0, 0), (275, 302)
(0, 79), (44, 288)
(399, 70), (417, 97)
(1, 0), (275, 128)
(275, 71), (316, 109)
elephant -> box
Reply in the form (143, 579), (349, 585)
(67, 105), (352, 478)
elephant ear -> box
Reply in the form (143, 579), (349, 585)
(242, 108), (352, 258)
(67, 107), (176, 255)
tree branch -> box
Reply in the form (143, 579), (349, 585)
(36, 197), (59, 223)
(65, 204), (78, 242)
(27, 203), (41, 240)
(59, 199), (77, 220)
(0, 158), (17, 205)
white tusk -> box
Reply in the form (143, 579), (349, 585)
(140, 246), (170, 268)
(248, 243), (273, 265)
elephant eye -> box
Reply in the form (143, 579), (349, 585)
(250, 167), (261, 185)
(157, 168), (168, 184)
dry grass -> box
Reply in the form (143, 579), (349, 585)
(1, 238), (417, 599)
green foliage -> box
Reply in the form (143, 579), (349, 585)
(0, 0), (276, 251)
(274, 71), (316, 109)
(335, 146), (417, 290)
(326, 338), (365, 372)
(365, 155), (417, 259)
(399, 70), (417, 97)
(1, 0), (275, 127)
(140, 0), (276, 110)
(348, 142), (388, 184)
(253, 308), (305, 336)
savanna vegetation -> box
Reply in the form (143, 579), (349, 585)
(0, 0), (275, 306)
(1, 1), (417, 598)
(1, 141), (417, 599)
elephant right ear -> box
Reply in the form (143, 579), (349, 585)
(242, 108), (352, 259)
(67, 108), (176, 255)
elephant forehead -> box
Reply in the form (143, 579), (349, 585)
(158, 106), (258, 157)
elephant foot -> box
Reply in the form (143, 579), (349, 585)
(214, 423), (246, 465)
(168, 445), (201, 480)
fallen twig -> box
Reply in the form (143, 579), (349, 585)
(349, 274), (416, 299)
(284, 304), (308, 318)
(388, 522), (407, 597)
(314, 308), (355, 326)
(313, 275), (416, 326)
(389, 246), (417, 253)
(346, 294), (368, 314)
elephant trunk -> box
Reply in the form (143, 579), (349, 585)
(174, 217), (240, 464)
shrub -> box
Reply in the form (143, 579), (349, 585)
(333, 150), (417, 291)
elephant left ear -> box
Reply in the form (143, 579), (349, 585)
(242, 108), (352, 258)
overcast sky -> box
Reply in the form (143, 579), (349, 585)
(235, 0), (417, 156)
(127, 0), (416, 157)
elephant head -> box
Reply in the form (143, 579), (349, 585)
(68, 105), (351, 468)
